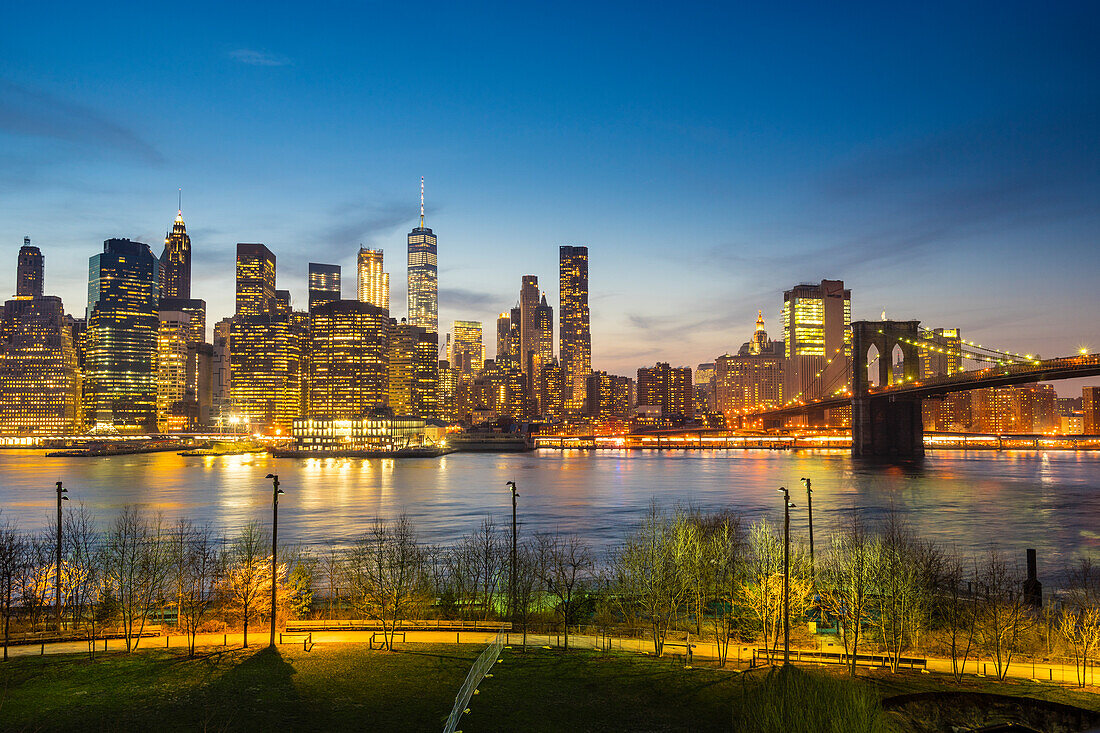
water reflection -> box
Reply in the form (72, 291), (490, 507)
(0, 449), (1097, 565)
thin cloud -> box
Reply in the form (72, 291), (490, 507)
(0, 80), (162, 164)
(229, 49), (292, 67)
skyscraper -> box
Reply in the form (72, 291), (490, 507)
(919, 328), (962, 380)
(156, 310), (192, 431)
(496, 313), (511, 362)
(559, 246), (591, 415)
(637, 363), (694, 423)
(160, 199), (192, 300)
(716, 314), (785, 424)
(357, 248), (389, 311)
(407, 178), (438, 332)
(16, 237), (43, 300)
(235, 243), (276, 317)
(0, 244), (80, 435)
(86, 238), (160, 431)
(308, 300), (389, 418)
(308, 263), (342, 312)
(388, 319), (438, 417)
(450, 320), (485, 378)
(1083, 387), (1100, 434)
(519, 275), (540, 375)
(782, 279), (851, 405)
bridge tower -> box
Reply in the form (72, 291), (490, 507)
(851, 320), (924, 457)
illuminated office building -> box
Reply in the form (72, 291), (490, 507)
(0, 245), (80, 434)
(388, 320), (439, 417)
(308, 300), (389, 418)
(495, 313), (512, 362)
(212, 318), (232, 426)
(782, 280), (851, 407)
(156, 310), (192, 431)
(585, 371), (632, 423)
(715, 313), (785, 423)
(160, 205), (192, 300)
(357, 248), (389, 311)
(1083, 387), (1100, 434)
(160, 297), (206, 344)
(235, 243), (276, 317)
(407, 178), (438, 332)
(17, 238), (43, 300)
(695, 363), (716, 413)
(919, 328), (963, 380)
(534, 294), (554, 373)
(519, 276), (539, 376)
(637, 363), (694, 423)
(539, 357), (565, 420)
(473, 360), (532, 423)
(308, 263), (341, 312)
(230, 315), (304, 433)
(559, 246), (591, 415)
(450, 320), (485, 378)
(85, 238), (160, 432)
(437, 359), (458, 421)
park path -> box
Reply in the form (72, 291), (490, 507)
(3, 630), (1095, 688)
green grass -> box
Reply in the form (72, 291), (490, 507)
(1, 643), (1098, 732)
(0, 643), (477, 732)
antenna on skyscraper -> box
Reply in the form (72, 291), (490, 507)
(178, 188), (182, 214)
(420, 176), (425, 228)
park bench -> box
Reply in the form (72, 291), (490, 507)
(663, 641), (697, 664)
(278, 631), (314, 651)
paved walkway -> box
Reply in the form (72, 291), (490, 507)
(3, 630), (1096, 688)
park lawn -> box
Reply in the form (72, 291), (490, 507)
(464, 648), (746, 733)
(2, 642), (1099, 732)
(0, 643), (477, 732)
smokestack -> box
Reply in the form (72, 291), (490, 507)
(1023, 548), (1042, 608)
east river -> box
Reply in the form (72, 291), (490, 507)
(0, 449), (1098, 569)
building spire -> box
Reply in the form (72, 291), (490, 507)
(419, 176), (425, 228)
(175, 188), (184, 223)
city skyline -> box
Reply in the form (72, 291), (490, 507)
(1, 2), (1098, 383)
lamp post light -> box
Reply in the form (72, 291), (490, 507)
(801, 477), (814, 584)
(265, 473), (284, 648)
(55, 480), (68, 631)
(506, 481), (518, 625)
(777, 486), (795, 666)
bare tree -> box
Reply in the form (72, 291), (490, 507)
(940, 553), (978, 682)
(510, 542), (542, 650)
(872, 518), (927, 672)
(320, 543), (345, 618)
(63, 504), (106, 658)
(19, 533), (53, 631)
(178, 524), (223, 657)
(469, 518), (505, 619)
(224, 521), (270, 649)
(1058, 559), (1100, 687)
(102, 507), (170, 652)
(818, 518), (876, 676)
(742, 518), (785, 658)
(347, 516), (429, 651)
(534, 532), (593, 651)
(975, 550), (1032, 680)
(0, 518), (26, 661)
(609, 504), (686, 656)
(702, 510), (745, 667)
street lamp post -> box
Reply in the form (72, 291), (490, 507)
(265, 473), (284, 648)
(55, 481), (68, 631)
(777, 486), (795, 666)
(506, 481), (518, 625)
(801, 477), (814, 584)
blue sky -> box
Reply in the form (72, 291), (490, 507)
(1, 1), (1098, 390)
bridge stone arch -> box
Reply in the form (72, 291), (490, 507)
(851, 320), (924, 457)
(852, 320), (922, 396)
